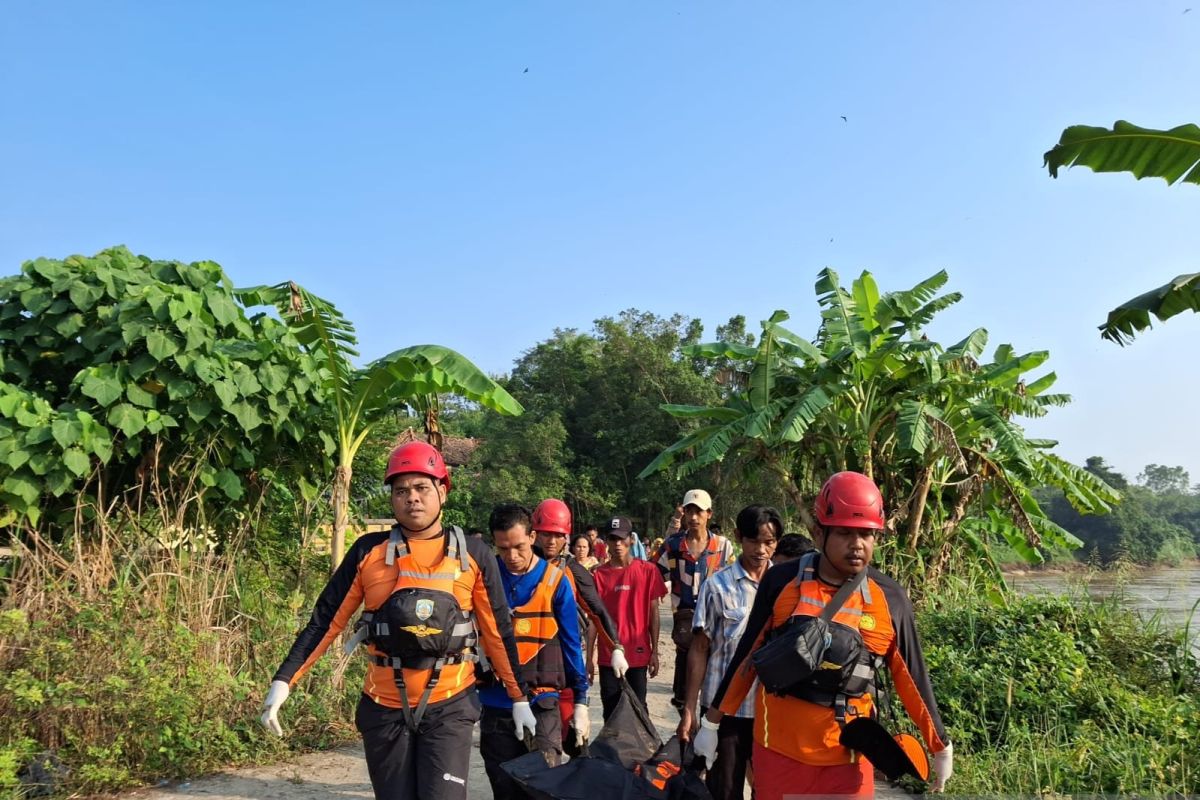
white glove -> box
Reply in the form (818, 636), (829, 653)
(260, 680), (290, 737)
(572, 703), (590, 741)
(693, 716), (719, 766)
(512, 700), (538, 741)
(931, 741), (953, 792)
(610, 647), (630, 679)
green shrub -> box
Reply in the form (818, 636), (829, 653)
(0, 528), (362, 796)
(921, 591), (1200, 794)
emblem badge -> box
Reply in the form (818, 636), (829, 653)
(515, 618), (532, 635)
(859, 613), (876, 631)
(415, 598), (435, 621)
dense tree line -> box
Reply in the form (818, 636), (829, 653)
(352, 310), (793, 539)
(1042, 457), (1200, 565)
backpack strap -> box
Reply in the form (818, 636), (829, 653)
(794, 551), (871, 607)
(385, 524), (469, 573)
(385, 525), (406, 566)
(817, 567), (868, 624)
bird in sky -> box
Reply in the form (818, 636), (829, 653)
(523, 67), (530, 73)
(840, 115), (848, 122)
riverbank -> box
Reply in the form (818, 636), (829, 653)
(1000, 557), (1200, 577)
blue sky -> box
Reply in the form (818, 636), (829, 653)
(3, 1), (1199, 485)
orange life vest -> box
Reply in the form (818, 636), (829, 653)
(346, 526), (478, 729)
(512, 563), (567, 690)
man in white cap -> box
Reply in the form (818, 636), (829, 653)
(652, 489), (734, 715)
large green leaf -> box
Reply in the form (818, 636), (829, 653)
(777, 384), (835, 443)
(660, 404), (743, 422)
(80, 368), (123, 407)
(361, 344), (523, 418)
(815, 268), (870, 358)
(1099, 272), (1200, 344)
(636, 424), (724, 479)
(237, 282), (359, 418)
(1044, 121), (1200, 186)
(681, 341), (759, 360)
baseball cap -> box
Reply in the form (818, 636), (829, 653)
(681, 489), (713, 511)
(606, 516), (634, 538)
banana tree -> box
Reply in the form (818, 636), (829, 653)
(1044, 120), (1200, 342)
(640, 269), (1118, 584)
(237, 282), (523, 572)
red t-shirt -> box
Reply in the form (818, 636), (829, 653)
(592, 559), (667, 668)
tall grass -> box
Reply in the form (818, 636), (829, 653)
(919, 581), (1200, 795)
(0, 470), (363, 796)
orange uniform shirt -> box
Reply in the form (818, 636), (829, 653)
(713, 558), (948, 766)
(273, 529), (527, 709)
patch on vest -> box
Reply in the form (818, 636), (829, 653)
(515, 618), (532, 635)
(415, 599), (435, 621)
(859, 613), (876, 631)
(399, 624), (444, 636)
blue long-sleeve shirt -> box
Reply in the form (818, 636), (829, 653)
(478, 555), (589, 709)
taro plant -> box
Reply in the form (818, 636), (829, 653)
(639, 269), (1119, 584)
(0, 247), (332, 531)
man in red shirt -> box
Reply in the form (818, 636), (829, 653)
(590, 516), (667, 720)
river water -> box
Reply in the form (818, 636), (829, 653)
(1008, 563), (1200, 648)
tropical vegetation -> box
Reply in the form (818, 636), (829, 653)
(2, 250), (1197, 797)
(1044, 120), (1200, 342)
(236, 282), (523, 571)
(640, 269), (1119, 584)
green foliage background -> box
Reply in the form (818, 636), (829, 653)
(0, 247), (332, 531)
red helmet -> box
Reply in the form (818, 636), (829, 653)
(384, 441), (450, 490)
(814, 472), (884, 530)
(531, 498), (572, 536)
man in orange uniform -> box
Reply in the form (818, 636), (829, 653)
(259, 442), (534, 800)
(695, 472), (953, 797)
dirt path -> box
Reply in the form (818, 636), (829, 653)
(127, 606), (903, 799)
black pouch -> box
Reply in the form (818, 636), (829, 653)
(751, 615), (832, 695)
(671, 608), (695, 649)
(375, 586), (461, 664)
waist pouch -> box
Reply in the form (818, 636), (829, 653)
(671, 608), (696, 649)
(752, 615), (832, 695)
(375, 587), (462, 665)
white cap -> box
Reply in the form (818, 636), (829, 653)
(681, 489), (712, 511)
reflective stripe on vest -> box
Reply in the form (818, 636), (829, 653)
(789, 552), (871, 627)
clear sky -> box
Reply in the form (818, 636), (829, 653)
(3, 1), (1199, 486)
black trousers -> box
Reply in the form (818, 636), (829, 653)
(355, 690), (481, 800)
(701, 708), (755, 800)
(598, 665), (648, 721)
(671, 645), (689, 712)
(479, 697), (563, 800)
